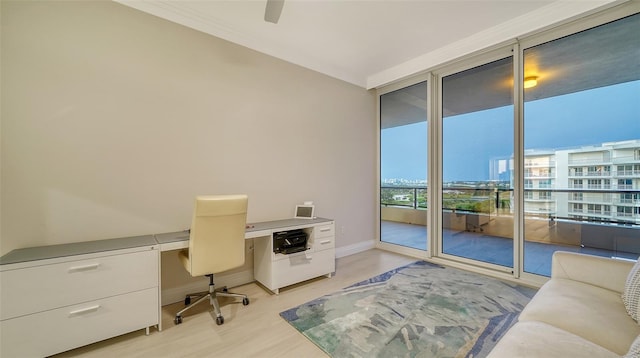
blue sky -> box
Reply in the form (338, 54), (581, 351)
(381, 80), (640, 182)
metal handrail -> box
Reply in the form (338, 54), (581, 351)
(381, 185), (640, 225)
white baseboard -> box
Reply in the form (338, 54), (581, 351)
(161, 270), (254, 306)
(335, 240), (375, 258)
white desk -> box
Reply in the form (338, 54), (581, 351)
(155, 217), (336, 294)
(154, 217), (334, 250)
(0, 217), (335, 357)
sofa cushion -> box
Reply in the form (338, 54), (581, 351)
(519, 278), (640, 355)
(623, 259), (640, 322)
(624, 335), (640, 358)
(488, 321), (619, 358)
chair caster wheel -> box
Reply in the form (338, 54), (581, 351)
(216, 316), (224, 325)
(184, 297), (191, 305)
(243, 297), (250, 306)
(174, 316), (183, 325)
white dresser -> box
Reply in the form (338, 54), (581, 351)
(0, 236), (159, 357)
(253, 219), (335, 294)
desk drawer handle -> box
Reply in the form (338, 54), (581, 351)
(68, 263), (100, 272)
(69, 305), (101, 316)
(320, 240), (332, 244)
(319, 228), (332, 232)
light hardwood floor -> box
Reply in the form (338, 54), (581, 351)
(53, 249), (415, 358)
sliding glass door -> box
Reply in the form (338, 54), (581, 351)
(440, 57), (514, 269)
(522, 13), (640, 276)
(377, 4), (638, 279)
(380, 81), (428, 251)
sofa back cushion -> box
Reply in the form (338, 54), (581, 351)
(623, 259), (640, 323)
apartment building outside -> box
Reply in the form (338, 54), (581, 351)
(524, 139), (640, 226)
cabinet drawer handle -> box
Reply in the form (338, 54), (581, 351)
(320, 240), (332, 244)
(69, 305), (101, 316)
(68, 263), (100, 272)
(319, 228), (332, 232)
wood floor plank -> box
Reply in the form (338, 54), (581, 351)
(52, 249), (415, 358)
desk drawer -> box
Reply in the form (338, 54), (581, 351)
(0, 248), (158, 320)
(1, 287), (158, 358)
(314, 235), (335, 250)
(273, 249), (335, 289)
(314, 223), (335, 239)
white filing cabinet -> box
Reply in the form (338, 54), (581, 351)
(0, 236), (159, 357)
(254, 220), (335, 294)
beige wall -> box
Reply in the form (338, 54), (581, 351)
(0, 1), (376, 257)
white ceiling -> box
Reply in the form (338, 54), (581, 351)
(116, 0), (619, 89)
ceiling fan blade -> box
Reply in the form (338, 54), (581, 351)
(264, 0), (284, 24)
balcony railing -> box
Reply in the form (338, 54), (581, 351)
(381, 186), (427, 209)
(381, 185), (640, 226)
(569, 158), (612, 165)
(525, 161), (556, 167)
(618, 170), (640, 176)
(616, 198), (640, 205)
(613, 155), (640, 164)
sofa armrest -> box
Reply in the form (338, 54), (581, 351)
(552, 251), (634, 293)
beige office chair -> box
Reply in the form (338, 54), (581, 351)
(174, 194), (250, 325)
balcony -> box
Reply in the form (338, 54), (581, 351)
(381, 186), (640, 277)
(613, 155), (640, 164)
(381, 219), (638, 277)
(525, 161), (556, 168)
(524, 169), (555, 178)
(616, 198), (640, 205)
(587, 184), (611, 189)
(568, 157), (612, 165)
(586, 171), (611, 177)
(568, 170), (612, 178)
(617, 170), (640, 176)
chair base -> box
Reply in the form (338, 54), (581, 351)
(174, 275), (249, 325)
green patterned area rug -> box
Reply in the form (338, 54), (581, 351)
(280, 261), (537, 357)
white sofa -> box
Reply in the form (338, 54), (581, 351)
(489, 251), (639, 357)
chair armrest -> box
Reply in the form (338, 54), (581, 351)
(551, 251), (635, 293)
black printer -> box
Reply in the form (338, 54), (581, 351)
(273, 229), (308, 254)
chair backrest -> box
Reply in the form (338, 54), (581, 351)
(187, 194), (248, 277)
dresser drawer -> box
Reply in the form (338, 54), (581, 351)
(1, 287), (158, 358)
(0, 248), (158, 320)
(314, 223), (335, 239)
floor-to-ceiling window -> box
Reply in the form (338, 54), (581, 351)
(380, 81), (428, 251)
(522, 13), (640, 276)
(377, 4), (639, 280)
(440, 56), (514, 270)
